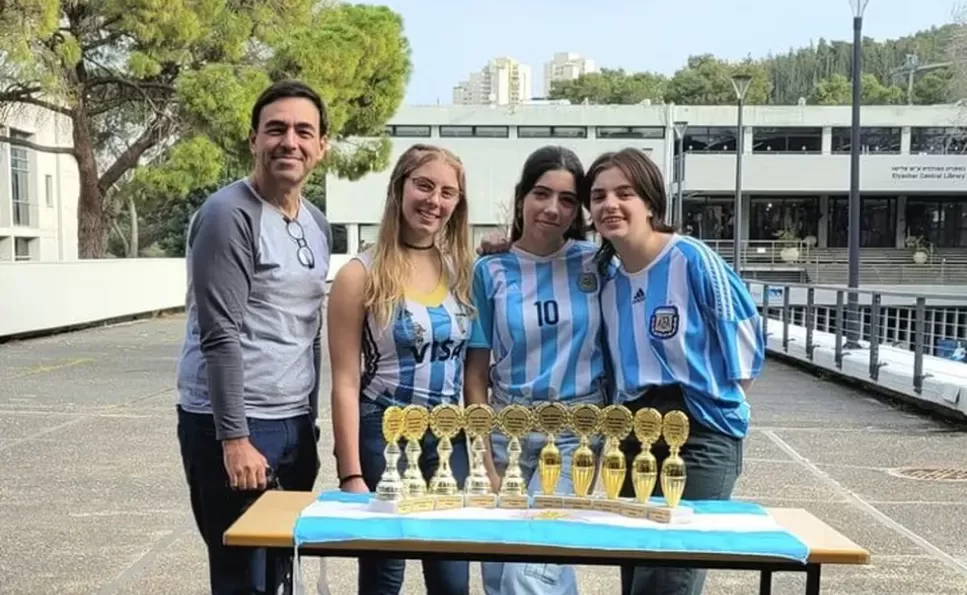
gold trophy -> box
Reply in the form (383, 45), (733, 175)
(562, 403), (600, 510)
(621, 407), (663, 518)
(496, 404), (533, 509)
(398, 404), (436, 514)
(370, 405), (406, 513)
(428, 403), (465, 510)
(648, 410), (694, 524)
(532, 401), (569, 509)
(595, 404), (633, 514)
(463, 403), (498, 508)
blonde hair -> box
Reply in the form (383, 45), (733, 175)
(364, 144), (475, 328)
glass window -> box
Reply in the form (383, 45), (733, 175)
(596, 126), (663, 139)
(827, 197), (898, 247)
(831, 127), (901, 154)
(910, 127), (967, 154)
(473, 126), (509, 138)
(905, 197), (967, 248)
(9, 130), (31, 227)
(45, 175), (53, 207)
(439, 126), (474, 138)
(681, 127), (737, 153)
(14, 237), (32, 261)
(518, 126), (587, 138)
(752, 127), (822, 153)
(387, 125), (431, 138)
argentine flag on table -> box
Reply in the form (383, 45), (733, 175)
(292, 491), (809, 563)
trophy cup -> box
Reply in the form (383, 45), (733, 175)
(595, 404), (633, 514)
(621, 407), (663, 518)
(370, 405), (406, 513)
(496, 404), (533, 509)
(532, 401), (569, 509)
(561, 403), (600, 510)
(428, 403), (466, 510)
(463, 403), (498, 508)
(398, 404), (436, 514)
(648, 410), (694, 524)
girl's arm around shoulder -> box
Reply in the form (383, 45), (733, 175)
(327, 260), (368, 484)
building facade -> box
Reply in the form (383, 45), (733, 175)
(452, 58), (533, 106)
(542, 52), (597, 97)
(328, 103), (967, 253)
(0, 104), (79, 261)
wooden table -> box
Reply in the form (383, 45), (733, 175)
(225, 491), (870, 595)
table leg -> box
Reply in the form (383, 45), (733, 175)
(758, 570), (773, 595)
(804, 564), (822, 595)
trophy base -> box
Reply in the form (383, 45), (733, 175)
(559, 495), (594, 510)
(532, 494), (564, 509)
(497, 494), (530, 509)
(464, 493), (498, 509)
(433, 494), (466, 510)
(617, 498), (654, 519)
(369, 495), (436, 515)
(647, 505), (694, 524)
(589, 496), (626, 515)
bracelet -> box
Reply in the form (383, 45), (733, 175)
(339, 473), (363, 486)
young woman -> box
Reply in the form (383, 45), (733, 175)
(465, 145), (608, 595)
(327, 143), (476, 595)
(585, 148), (765, 595)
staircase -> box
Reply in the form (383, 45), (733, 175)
(802, 248), (967, 285)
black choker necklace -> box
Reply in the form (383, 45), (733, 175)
(403, 241), (434, 250)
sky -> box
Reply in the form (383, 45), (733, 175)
(359, 0), (961, 104)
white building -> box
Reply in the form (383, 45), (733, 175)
(330, 103), (967, 253)
(543, 52), (597, 97)
(452, 58), (532, 106)
(0, 104), (78, 261)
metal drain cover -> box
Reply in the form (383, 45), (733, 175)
(888, 467), (967, 482)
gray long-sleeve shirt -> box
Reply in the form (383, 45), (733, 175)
(176, 179), (332, 440)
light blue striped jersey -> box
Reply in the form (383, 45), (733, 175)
(356, 250), (473, 408)
(469, 240), (608, 406)
(600, 235), (765, 439)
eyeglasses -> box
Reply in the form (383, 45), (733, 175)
(285, 218), (315, 269)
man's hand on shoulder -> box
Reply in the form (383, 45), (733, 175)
(222, 437), (269, 491)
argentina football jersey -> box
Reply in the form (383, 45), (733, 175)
(469, 239), (608, 406)
(355, 250), (472, 408)
(600, 235), (765, 438)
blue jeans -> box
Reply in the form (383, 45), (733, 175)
(357, 400), (471, 595)
(176, 406), (319, 595)
(482, 429), (584, 595)
(618, 386), (744, 595)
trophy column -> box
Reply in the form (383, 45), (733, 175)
(370, 405), (406, 513)
(596, 404), (633, 514)
(561, 403), (600, 510)
(648, 410), (694, 524)
(622, 407), (663, 517)
(398, 404), (436, 514)
(532, 401), (569, 509)
(496, 404), (533, 509)
(463, 403), (498, 508)
(428, 403), (466, 510)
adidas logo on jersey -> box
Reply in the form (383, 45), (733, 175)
(632, 287), (646, 304)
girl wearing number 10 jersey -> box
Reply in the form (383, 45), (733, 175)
(465, 146), (610, 595)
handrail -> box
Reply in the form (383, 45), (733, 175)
(746, 279), (967, 300)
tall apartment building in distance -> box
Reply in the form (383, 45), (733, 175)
(542, 52), (597, 97)
(452, 57), (532, 106)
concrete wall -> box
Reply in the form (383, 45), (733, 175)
(0, 256), (352, 338)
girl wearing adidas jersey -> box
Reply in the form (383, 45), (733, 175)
(466, 146), (608, 595)
(328, 144), (475, 595)
(585, 148), (765, 595)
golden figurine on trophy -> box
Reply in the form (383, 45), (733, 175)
(532, 401), (569, 509)
(428, 403), (466, 510)
(596, 404), (633, 514)
(622, 407), (663, 518)
(562, 403), (600, 510)
(463, 403), (498, 508)
(648, 410), (694, 524)
(496, 404), (533, 509)
(397, 404), (436, 514)
(370, 405), (406, 513)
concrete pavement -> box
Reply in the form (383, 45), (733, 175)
(1, 314), (966, 594)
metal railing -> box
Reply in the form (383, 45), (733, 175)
(702, 239), (813, 267)
(745, 280), (967, 420)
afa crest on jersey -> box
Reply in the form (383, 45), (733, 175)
(649, 305), (680, 339)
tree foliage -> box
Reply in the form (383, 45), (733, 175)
(0, 1), (411, 258)
(548, 23), (964, 106)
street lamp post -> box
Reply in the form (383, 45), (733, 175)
(730, 73), (752, 273)
(673, 121), (688, 227)
(846, 0), (869, 348)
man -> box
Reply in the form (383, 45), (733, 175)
(175, 80), (332, 595)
